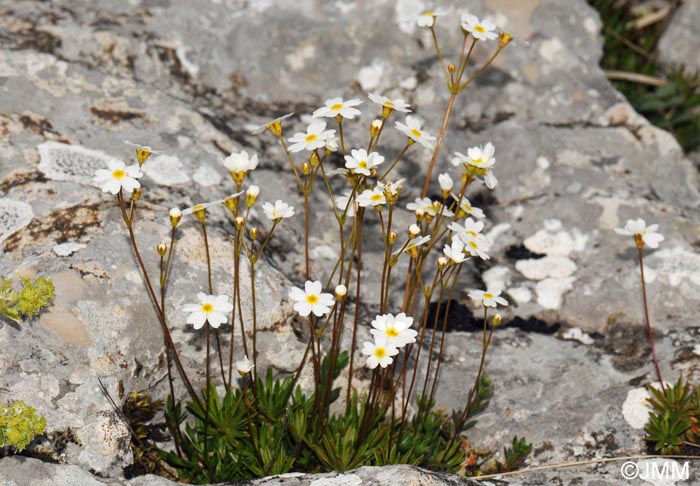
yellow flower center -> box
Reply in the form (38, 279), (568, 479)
(423, 11), (433, 16)
(466, 230), (477, 238)
(201, 303), (214, 313)
(472, 157), (483, 165)
(358, 160), (368, 169)
(410, 129), (422, 138)
(385, 101), (395, 107)
(305, 134), (318, 143)
(386, 327), (399, 338)
(374, 347), (387, 358)
(330, 103), (344, 111)
(483, 293), (494, 300)
(475, 25), (485, 33)
(469, 241), (478, 249)
(112, 169), (126, 179)
(371, 193), (384, 202)
(193, 204), (205, 212)
(306, 294), (319, 305)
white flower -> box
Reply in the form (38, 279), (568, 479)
(449, 217), (485, 240)
(223, 150), (259, 173)
(395, 116), (436, 149)
(461, 14), (498, 41)
(325, 134), (339, 152)
(368, 93), (412, 113)
(370, 313), (417, 348)
(250, 112), (294, 134)
(452, 195), (485, 219)
(416, 9), (447, 28)
(312, 97), (363, 120)
(94, 160), (143, 195)
(463, 234), (491, 260)
(262, 200), (295, 222)
(344, 149), (385, 176)
(362, 337), (399, 369)
(406, 197), (452, 217)
(288, 121), (336, 153)
(482, 170), (498, 189)
(452, 143), (496, 169)
(289, 280), (335, 317)
(123, 140), (164, 155)
(394, 235), (431, 256)
(615, 219), (664, 249)
(335, 192), (356, 218)
(443, 239), (468, 264)
(235, 356), (255, 376)
(182, 293), (233, 330)
(438, 173), (453, 192)
(357, 187), (386, 208)
(468, 288), (508, 308)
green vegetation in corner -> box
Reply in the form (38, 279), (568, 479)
(0, 401), (46, 452)
(0, 276), (55, 323)
(589, 0), (700, 152)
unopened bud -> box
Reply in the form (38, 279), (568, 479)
(249, 227), (258, 240)
(136, 146), (152, 166)
(409, 224), (421, 238)
(234, 216), (245, 230)
(492, 314), (503, 327)
(448, 64), (456, 73)
(269, 120), (283, 138)
(246, 185), (260, 208)
(309, 152), (320, 167)
(224, 195), (238, 214)
(370, 119), (383, 137)
(157, 242), (167, 256)
(437, 256), (448, 269)
(499, 32), (513, 48)
(192, 205), (206, 224)
(301, 162), (312, 175)
(415, 208), (426, 221)
(131, 188), (142, 201)
(388, 231), (398, 245)
(335, 284), (347, 299)
(169, 208), (182, 227)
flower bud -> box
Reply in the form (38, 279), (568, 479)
(169, 208), (182, 227)
(246, 185), (259, 208)
(437, 256), (448, 270)
(131, 188), (142, 201)
(269, 120), (283, 138)
(448, 64), (456, 73)
(234, 216), (245, 230)
(136, 146), (152, 166)
(157, 242), (167, 256)
(438, 173), (453, 199)
(335, 284), (347, 299)
(370, 119), (383, 137)
(224, 195), (238, 214)
(301, 162), (312, 175)
(388, 231), (398, 245)
(249, 227), (258, 240)
(408, 224), (421, 238)
(309, 152), (320, 167)
(192, 205), (206, 224)
(492, 314), (503, 327)
(415, 208), (426, 221)
(499, 32), (513, 48)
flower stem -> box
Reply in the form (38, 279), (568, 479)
(637, 246), (666, 394)
(422, 92), (457, 198)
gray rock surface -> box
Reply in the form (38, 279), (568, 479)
(1, 0), (700, 484)
(658, 0), (700, 73)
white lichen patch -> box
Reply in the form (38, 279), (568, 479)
(515, 256), (577, 280)
(192, 164), (222, 187)
(358, 60), (386, 92)
(286, 43), (316, 71)
(645, 247), (700, 288)
(622, 386), (652, 429)
(141, 154), (191, 186)
(0, 198), (33, 242)
(524, 219), (575, 256)
(508, 286), (532, 304)
(561, 327), (594, 345)
(482, 265), (512, 292)
(310, 473), (362, 486)
(52, 242), (87, 256)
(534, 276), (575, 310)
(38, 142), (121, 187)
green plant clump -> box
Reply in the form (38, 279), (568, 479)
(646, 378), (700, 455)
(0, 400), (46, 451)
(0, 276), (55, 323)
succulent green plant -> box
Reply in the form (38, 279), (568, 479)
(0, 276), (55, 323)
(0, 400), (46, 451)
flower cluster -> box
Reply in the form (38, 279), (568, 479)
(362, 313), (417, 369)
